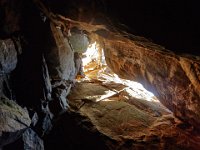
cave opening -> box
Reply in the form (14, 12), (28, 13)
(1, 0), (200, 149)
(79, 40), (160, 103)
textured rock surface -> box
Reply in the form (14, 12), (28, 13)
(103, 36), (200, 130)
(69, 31), (89, 53)
(0, 97), (31, 147)
(0, 38), (17, 99)
(65, 80), (200, 150)
(3, 128), (44, 150)
(46, 22), (75, 81)
(0, 39), (17, 74)
(1, 1), (200, 149)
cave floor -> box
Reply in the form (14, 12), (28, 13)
(66, 65), (200, 150)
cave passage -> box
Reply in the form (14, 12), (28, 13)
(66, 38), (196, 150)
(80, 41), (160, 103)
(1, 0), (200, 149)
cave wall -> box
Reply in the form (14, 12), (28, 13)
(103, 36), (200, 131)
(0, 0), (200, 149)
(0, 0), (81, 148)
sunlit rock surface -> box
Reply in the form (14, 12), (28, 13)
(1, 1), (200, 149)
(103, 36), (200, 131)
(66, 77), (200, 149)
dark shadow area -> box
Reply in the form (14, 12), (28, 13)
(44, 111), (111, 150)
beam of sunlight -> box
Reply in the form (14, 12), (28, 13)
(110, 74), (157, 102)
(82, 41), (158, 102)
(82, 42), (99, 67)
(85, 90), (117, 102)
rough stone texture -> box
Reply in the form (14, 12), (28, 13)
(0, 97), (31, 147)
(41, 55), (52, 102)
(46, 22), (75, 81)
(49, 81), (71, 117)
(103, 36), (200, 130)
(22, 128), (44, 150)
(0, 38), (18, 99)
(0, 39), (17, 74)
(68, 31), (89, 53)
(3, 128), (44, 150)
(65, 80), (200, 150)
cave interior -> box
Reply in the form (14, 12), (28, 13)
(0, 0), (200, 150)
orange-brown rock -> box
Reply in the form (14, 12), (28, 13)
(103, 36), (200, 131)
(67, 80), (200, 150)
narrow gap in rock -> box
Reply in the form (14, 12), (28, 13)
(75, 40), (171, 113)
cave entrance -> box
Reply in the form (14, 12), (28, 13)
(78, 41), (163, 104)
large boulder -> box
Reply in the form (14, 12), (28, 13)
(68, 31), (89, 53)
(45, 22), (75, 81)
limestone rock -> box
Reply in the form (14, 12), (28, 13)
(45, 22), (75, 81)
(3, 128), (44, 150)
(64, 81), (200, 149)
(0, 38), (18, 98)
(103, 37), (200, 130)
(0, 97), (31, 147)
(0, 39), (17, 74)
(49, 81), (72, 116)
(41, 55), (52, 101)
(68, 31), (89, 53)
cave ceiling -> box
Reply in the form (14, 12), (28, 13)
(44, 0), (200, 56)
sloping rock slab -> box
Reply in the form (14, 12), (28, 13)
(67, 82), (200, 149)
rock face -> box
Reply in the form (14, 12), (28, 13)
(46, 22), (75, 81)
(64, 80), (200, 150)
(103, 37), (200, 131)
(0, 39), (17, 99)
(0, 39), (17, 74)
(68, 30), (89, 53)
(4, 128), (44, 150)
(0, 97), (31, 147)
(1, 0), (200, 149)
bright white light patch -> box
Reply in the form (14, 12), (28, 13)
(82, 42), (99, 66)
(85, 90), (116, 102)
(82, 41), (157, 102)
(104, 74), (157, 102)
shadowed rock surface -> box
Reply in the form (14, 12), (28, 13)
(0, 97), (31, 147)
(0, 0), (200, 149)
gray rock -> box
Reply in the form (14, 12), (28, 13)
(42, 55), (52, 101)
(68, 32), (89, 53)
(3, 128), (44, 150)
(45, 23), (75, 81)
(0, 39), (17, 74)
(23, 128), (44, 150)
(0, 97), (31, 147)
(49, 84), (71, 117)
